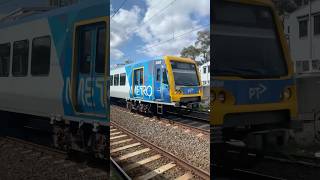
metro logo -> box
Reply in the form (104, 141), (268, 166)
(131, 85), (153, 97)
(65, 77), (105, 108)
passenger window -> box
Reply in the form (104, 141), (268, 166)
(120, 73), (126, 86)
(12, 40), (29, 77)
(0, 43), (10, 77)
(163, 70), (168, 84)
(31, 36), (51, 76)
(156, 68), (160, 81)
(80, 30), (92, 74)
(110, 75), (113, 86)
(95, 27), (106, 73)
(114, 74), (119, 86)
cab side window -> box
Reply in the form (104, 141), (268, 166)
(163, 70), (168, 84)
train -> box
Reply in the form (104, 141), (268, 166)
(0, 0), (109, 158)
(211, 0), (301, 161)
(110, 56), (203, 115)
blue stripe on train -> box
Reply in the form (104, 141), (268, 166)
(213, 79), (294, 105)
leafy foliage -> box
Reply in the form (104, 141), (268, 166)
(180, 30), (210, 65)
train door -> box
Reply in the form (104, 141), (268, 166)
(162, 66), (170, 102)
(154, 60), (170, 102)
(132, 68), (144, 99)
(75, 22), (106, 115)
(154, 61), (162, 100)
(91, 25), (106, 115)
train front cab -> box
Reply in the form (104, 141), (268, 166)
(211, 0), (300, 155)
(127, 56), (203, 114)
(165, 56), (203, 110)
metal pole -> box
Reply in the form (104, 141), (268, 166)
(309, 0), (313, 71)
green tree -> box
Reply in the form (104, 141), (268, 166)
(180, 45), (200, 60)
(195, 30), (210, 63)
(180, 30), (210, 64)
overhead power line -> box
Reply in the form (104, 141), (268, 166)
(140, 23), (210, 51)
(111, 0), (127, 19)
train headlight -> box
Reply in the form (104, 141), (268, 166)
(218, 92), (226, 103)
(175, 90), (183, 94)
(282, 88), (291, 100)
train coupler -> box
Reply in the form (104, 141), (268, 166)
(245, 129), (289, 150)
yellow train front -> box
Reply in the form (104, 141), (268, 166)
(212, 0), (300, 152)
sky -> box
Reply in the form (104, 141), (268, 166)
(110, 0), (210, 66)
(0, 0), (210, 66)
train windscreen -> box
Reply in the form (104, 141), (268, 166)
(212, 2), (288, 78)
(171, 61), (199, 86)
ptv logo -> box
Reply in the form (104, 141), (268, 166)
(187, 88), (194, 94)
(249, 84), (267, 100)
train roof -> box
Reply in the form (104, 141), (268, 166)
(0, 0), (107, 29)
(111, 55), (196, 71)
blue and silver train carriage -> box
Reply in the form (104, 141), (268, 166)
(212, 0), (301, 156)
(0, 0), (109, 158)
(110, 56), (203, 115)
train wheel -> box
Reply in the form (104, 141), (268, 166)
(127, 102), (133, 112)
(91, 132), (108, 159)
(53, 124), (71, 152)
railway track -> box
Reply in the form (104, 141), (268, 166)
(214, 146), (320, 180)
(165, 110), (210, 133)
(0, 136), (109, 179)
(111, 157), (131, 180)
(110, 122), (210, 179)
(112, 104), (210, 135)
(214, 165), (286, 180)
(167, 110), (209, 122)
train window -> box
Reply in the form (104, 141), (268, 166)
(95, 27), (106, 73)
(80, 30), (92, 74)
(12, 40), (29, 77)
(114, 74), (119, 86)
(110, 75), (113, 86)
(31, 36), (51, 76)
(0, 43), (10, 77)
(163, 70), (168, 84)
(203, 66), (207, 74)
(156, 68), (160, 81)
(120, 73), (126, 86)
(314, 15), (320, 35)
(134, 68), (143, 85)
(299, 19), (308, 38)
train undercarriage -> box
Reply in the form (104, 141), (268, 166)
(0, 110), (109, 159)
(211, 111), (302, 166)
(52, 120), (109, 159)
(125, 100), (200, 116)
